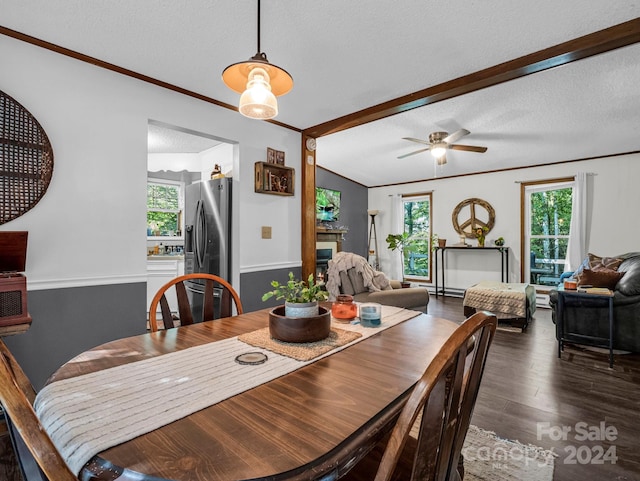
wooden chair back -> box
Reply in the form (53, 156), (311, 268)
(0, 339), (77, 481)
(344, 311), (497, 481)
(148, 273), (243, 331)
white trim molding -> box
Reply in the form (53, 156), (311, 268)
(239, 261), (301, 274)
(27, 274), (147, 291)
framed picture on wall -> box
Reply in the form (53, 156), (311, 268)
(267, 147), (277, 164)
(275, 150), (285, 165)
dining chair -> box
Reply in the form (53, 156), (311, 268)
(341, 311), (497, 481)
(0, 338), (77, 481)
(148, 273), (243, 331)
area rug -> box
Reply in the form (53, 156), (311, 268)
(461, 425), (556, 481)
(410, 422), (555, 480)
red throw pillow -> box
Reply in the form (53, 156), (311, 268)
(577, 268), (624, 290)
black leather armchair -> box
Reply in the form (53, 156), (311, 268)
(549, 252), (640, 353)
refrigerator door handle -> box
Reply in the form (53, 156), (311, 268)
(195, 200), (206, 269)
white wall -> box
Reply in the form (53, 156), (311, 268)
(369, 154), (640, 290)
(0, 35), (302, 290)
(199, 143), (234, 181)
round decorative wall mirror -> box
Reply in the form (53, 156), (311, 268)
(1, 90), (54, 225)
(452, 198), (495, 238)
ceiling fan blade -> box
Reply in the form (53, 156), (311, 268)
(398, 147), (431, 159)
(449, 144), (487, 153)
(443, 128), (470, 144)
(402, 137), (431, 145)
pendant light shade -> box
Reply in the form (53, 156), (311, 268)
(222, 1), (293, 120)
(238, 67), (278, 119)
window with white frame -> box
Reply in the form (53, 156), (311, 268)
(401, 193), (432, 282)
(523, 179), (573, 287)
(147, 179), (184, 238)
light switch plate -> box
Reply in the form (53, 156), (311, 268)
(261, 226), (272, 239)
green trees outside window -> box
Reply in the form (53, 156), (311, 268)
(147, 181), (182, 237)
(401, 194), (432, 280)
(527, 184), (573, 285)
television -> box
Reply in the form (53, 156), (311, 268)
(316, 187), (341, 222)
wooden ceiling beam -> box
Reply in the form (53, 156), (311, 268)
(303, 18), (640, 138)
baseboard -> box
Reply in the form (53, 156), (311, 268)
(536, 292), (551, 308)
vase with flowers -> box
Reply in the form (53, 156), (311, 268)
(475, 226), (489, 247)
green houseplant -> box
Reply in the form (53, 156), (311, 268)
(474, 226), (489, 247)
(385, 232), (411, 254)
(262, 272), (329, 317)
(386, 233), (416, 285)
(431, 233), (446, 251)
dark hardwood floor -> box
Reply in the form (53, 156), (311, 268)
(428, 296), (640, 481)
(1, 296), (639, 480)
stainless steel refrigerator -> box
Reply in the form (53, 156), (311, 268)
(184, 177), (232, 321)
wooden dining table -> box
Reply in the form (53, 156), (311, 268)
(43, 305), (459, 481)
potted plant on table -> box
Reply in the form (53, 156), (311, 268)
(262, 272), (331, 343)
(431, 233), (446, 250)
(474, 226), (489, 247)
(262, 272), (329, 317)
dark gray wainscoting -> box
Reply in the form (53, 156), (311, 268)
(4, 282), (146, 391)
(240, 266), (303, 313)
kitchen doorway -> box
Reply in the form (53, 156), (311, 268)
(146, 120), (235, 317)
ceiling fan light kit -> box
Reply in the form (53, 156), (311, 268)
(429, 133), (448, 160)
(222, 0), (293, 120)
(399, 128), (487, 166)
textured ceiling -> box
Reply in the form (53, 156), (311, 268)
(147, 122), (222, 154)
(1, 1), (639, 185)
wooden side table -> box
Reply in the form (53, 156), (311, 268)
(556, 286), (614, 367)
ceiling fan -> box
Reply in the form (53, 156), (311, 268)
(398, 129), (487, 165)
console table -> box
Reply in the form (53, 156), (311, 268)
(556, 286), (615, 368)
(434, 246), (509, 298)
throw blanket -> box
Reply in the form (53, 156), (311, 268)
(463, 281), (536, 319)
(326, 251), (391, 300)
(34, 306), (420, 475)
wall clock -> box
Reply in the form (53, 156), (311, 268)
(1, 90), (54, 225)
(452, 198), (495, 238)
(306, 137), (316, 151)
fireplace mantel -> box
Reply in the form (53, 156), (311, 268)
(316, 226), (348, 252)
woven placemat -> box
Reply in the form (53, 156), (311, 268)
(238, 327), (362, 362)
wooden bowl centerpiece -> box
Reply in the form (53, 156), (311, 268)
(269, 305), (331, 343)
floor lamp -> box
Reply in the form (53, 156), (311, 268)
(368, 210), (379, 270)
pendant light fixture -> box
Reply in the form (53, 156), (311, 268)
(222, 0), (293, 120)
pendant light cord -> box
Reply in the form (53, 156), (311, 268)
(257, 0), (261, 54)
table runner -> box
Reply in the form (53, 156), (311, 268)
(34, 305), (421, 474)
